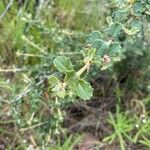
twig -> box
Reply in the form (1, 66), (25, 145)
(0, 68), (26, 73)
(76, 61), (90, 77)
(29, 135), (37, 147)
(0, 0), (14, 21)
(10, 78), (45, 103)
(16, 52), (46, 58)
(21, 36), (46, 54)
(20, 122), (47, 132)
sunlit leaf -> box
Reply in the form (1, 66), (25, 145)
(74, 79), (93, 100)
(53, 56), (73, 74)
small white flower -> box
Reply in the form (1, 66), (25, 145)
(142, 119), (146, 124)
(135, 124), (139, 128)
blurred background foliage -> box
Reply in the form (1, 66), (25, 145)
(0, 0), (149, 149)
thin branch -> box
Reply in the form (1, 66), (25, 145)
(21, 36), (46, 54)
(16, 52), (46, 58)
(20, 121), (48, 132)
(0, 68), (26, 73)
(10, 77), (47, 103)
(76, 61), (91, 77)
(0, 0), (14, 21)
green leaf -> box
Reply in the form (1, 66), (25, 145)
(108, 23), (123, 37)
(124, 20), (142, 35)
(112, 9), (129, 22)
(87, 48), (96, 60)
(86, 31), (101, 44)
(49, 75), (59, 87)
(74, 79), (93, 100)
(91, 39), (109, 57)
(133, 2), (145, 14)
(52, 83), (66, 98)
(130, 20), (142, 29)
(93, 55), (102, 66)
(53, 56), (73, 74)
(65, 70), (79, 86)
(57, 89), (66, 98)
(114, 0), (126, 5)
(108, 42), (121, 56)
(81, 48), (96, 60)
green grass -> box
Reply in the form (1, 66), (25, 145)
(103, 106), (134, 150)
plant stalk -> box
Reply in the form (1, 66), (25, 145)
(76, 61), (90, 77)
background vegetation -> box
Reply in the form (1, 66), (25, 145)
(0, 0), (150, 149)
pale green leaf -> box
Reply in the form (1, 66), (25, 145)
(49, 75), (59, 87)
(65, 70), (79, 86)
(74, 79), (93, 100)
(52, 84), (66, 98)
(53, 56), (73, 74)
